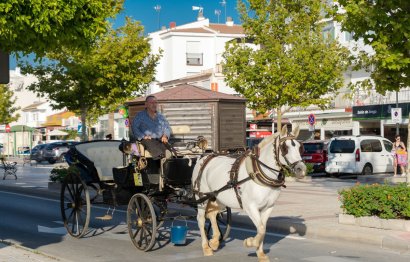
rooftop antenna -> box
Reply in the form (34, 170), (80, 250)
(154, 4), (161, 30)
(220, 0), (227, 23)
(214, 9), (221, 24)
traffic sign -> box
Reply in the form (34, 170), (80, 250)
(308, 114), (316, 126)
(391, 108), (402, 123)
(5, 124), (10, 133)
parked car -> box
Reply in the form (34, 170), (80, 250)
(30, 144), (47, 163)
(302, 140), (328, 173)
(43, 141), (77, 164)
(325, 135), (394, 175)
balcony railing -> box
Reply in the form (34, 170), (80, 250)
(352, 89), (410, 106)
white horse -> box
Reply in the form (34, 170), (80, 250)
(192, 126), (306, 262)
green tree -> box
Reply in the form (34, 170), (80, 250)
(0, 0), (124, 56)
(0, 84), (20, 124)
(222, 0), (350, 130)
(336, 0), (410, 94)
(22, 19), (160, 141)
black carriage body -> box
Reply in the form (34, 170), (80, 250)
(163, 157), (197, 186)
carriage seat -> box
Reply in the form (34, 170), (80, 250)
(75, 141), (124, 181)
(135, 125), (192, 159)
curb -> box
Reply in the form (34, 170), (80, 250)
(0, 239), (62, 261)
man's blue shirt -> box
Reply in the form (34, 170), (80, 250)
(132, 110), (171, 140)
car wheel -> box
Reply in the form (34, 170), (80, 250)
(48, 159), (56, 164)
(361, 164), (373, 175)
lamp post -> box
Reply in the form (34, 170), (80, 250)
(396, 91), (399, 135)
(220, 0), (227, 23)
(154, 5), (161, 30)
(215, 9), (221, 24)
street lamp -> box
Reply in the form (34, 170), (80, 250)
(154, 5), (161, 30)
(215, 9), (221, 24)
(220, 0), (227, 23)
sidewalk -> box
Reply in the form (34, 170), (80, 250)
(1, 165), (410, 261)
(0, 241), (61, 262)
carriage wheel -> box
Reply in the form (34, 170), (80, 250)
(61, 172), (90, 238)
(207, 207), (232, 241)
(127, 193), (157, 251)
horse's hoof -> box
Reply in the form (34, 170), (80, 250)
(257, 250), (270, 262)
(203, 247), (214, 256)
(209, 239), (220, 251)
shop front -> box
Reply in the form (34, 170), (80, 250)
(353, 103), (410, 143)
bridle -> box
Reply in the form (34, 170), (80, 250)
(273, 134), (304, 175)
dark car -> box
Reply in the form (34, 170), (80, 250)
(30, 144), (47, 163)
(302, 140), (328, 173)
(43, 141), (77, 164)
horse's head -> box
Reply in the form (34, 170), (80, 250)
(275, 125), (306, 179)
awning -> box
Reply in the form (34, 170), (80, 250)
(48, 129), (68, 136)
(10, 125), (36, 132)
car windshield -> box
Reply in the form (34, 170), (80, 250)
(303, 143), (324, 153)
(329, 140), (355, 153)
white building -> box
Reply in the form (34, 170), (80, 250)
(147, 15), (244, 94)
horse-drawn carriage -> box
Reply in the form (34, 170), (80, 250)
(61, 125), (306, 261)
(62, 126), (232, 251)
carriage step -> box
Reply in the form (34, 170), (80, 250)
(95, 214), (113, 221)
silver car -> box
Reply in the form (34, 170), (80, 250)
(43, 142), (73, 164)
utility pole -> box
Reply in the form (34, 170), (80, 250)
(154, 5), (161, 30)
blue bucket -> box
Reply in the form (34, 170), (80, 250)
(171, 217), (188, 245)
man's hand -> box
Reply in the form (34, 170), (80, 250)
(161, 135), (168, 144)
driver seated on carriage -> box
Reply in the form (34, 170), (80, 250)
(131, 95), (172, 160)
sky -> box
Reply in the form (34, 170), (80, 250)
(117, 0), (241, 33)
(10, 1), (241, 69)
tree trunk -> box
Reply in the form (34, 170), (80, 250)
(81, 108), (87, 142)
(108, 112), (115, 139)
(276, 108), (282, 132)
(407, 113), (410, 176)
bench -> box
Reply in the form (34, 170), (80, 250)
(0, 157), (17, 180)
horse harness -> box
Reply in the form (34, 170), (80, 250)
(193, 134), (300, 208)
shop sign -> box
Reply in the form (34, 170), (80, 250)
(353, 103), (409, 120)
(250, 131), (272, 138)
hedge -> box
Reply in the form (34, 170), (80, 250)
(339, 183), (410, 220)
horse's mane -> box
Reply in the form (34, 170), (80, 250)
(257, 132), (280, 150)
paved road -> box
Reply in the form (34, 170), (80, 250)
(1, 188), (410, 262)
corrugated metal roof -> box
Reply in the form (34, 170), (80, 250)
(127, 85), (246, 105)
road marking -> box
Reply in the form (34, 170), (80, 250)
(38, 225), (67, 235)
(0, 190), (305, 240)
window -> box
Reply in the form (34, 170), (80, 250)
(360, 140), (372, 152)
(360, 139), (382, 152)
(329, 140), (355, 153)
(322, 22), (335, 40)
(186, 41), (203, 66)
(383, 140), (393, 152)
(344, 31), (354, 41)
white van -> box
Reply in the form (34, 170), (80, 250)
(325, 135), (394, 175)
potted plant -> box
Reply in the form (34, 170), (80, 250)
(48, 165), (79, 190)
